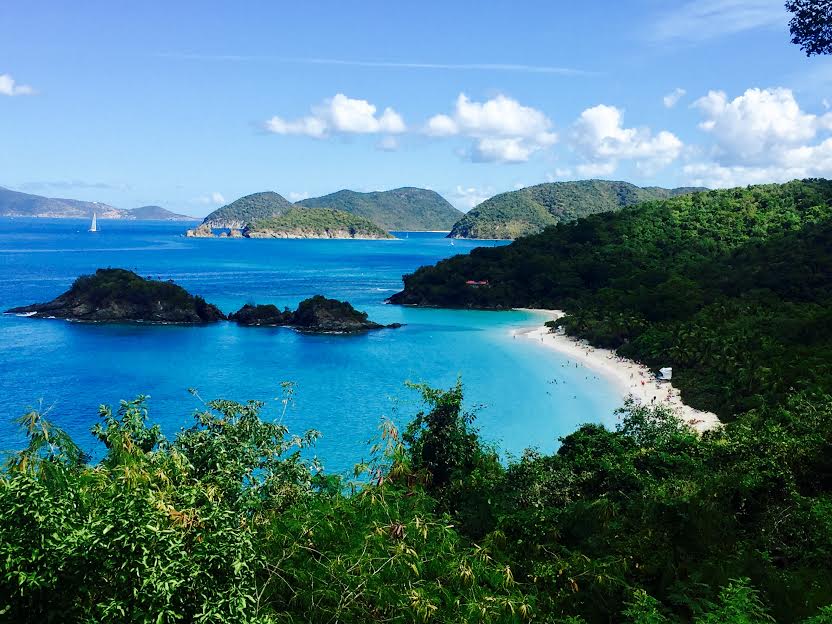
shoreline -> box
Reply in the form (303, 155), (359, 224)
(513, 309), (721, 433)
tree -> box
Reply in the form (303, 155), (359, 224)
(786, 0), (832, 56)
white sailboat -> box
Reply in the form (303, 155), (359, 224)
(89, 212), (98, 233)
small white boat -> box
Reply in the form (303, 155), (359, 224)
(89, 212), (98, 232)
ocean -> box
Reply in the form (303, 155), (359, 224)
(0, 218), (621, 473)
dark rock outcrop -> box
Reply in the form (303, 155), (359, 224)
(6, 268), (225, 323)
(230, 295), (402, 333)
(228, 303), (292, 326)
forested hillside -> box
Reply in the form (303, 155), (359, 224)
(298, 187), (462, 231)
(393, 179), (832, 418)
(448, 180), (704, 239)
(202, 192), (294, 227)
(245, 207), (392, 239)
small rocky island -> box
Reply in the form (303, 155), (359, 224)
(230, 296), (401, 333)
(6, 268), (226, 323)
(7, 268), (399, 333)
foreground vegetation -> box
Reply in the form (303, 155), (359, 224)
(2, 382), (831, 622)
(394, 179), (832, 420)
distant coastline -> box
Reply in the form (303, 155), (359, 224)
(514, 309), (721, 433)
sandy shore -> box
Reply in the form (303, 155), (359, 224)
(513, 310), (721, 433)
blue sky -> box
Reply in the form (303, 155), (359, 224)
(2, 0), (831, 216)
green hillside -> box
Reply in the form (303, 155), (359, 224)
(202, 191), (294, 227)
(298, 187), (462, 231)
(393, 179), (832, 418)
(246, 207), (392, 239)
(448, 179), (705, 239)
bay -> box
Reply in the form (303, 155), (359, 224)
(0, 218), (621, 473)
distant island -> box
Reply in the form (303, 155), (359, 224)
(297, 187), (462, 231)
(6, 268), (225, 323)
(194, 187), (461, 239)
(188, 203), (392, 240)
(447, 180), (706, 239)
(230, 296), (401, 332)
(0, 186), (195, 221)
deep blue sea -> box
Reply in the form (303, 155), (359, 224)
(0, 218), (621, 473)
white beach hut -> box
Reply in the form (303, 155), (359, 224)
(658, 367), (673, 381)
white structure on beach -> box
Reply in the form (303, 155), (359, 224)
(658, 367), (672, 381)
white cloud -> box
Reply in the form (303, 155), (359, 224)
(375, 135), (400, 151)
(288, 191), (310, 202)
(265, 93), (406, 139)
(684, 138), (832, 187)
(570, 104), (683, 175)
(575, 161), (618, 177)
(663, 88), (686, 108)
(196, 192), (226, 205)
(424, 114), (458, 137)
(265, 115), (327, 138)
(0, 73), (35, 96)
(550, 168), (574, 179)
(449, 185), (495, 211)
(471, 137), (539, 163)
(652, 0), (786, 42)
(425, 93), (557, 163)
(684, 87), (832, 186)
(693, 87), (832, 163)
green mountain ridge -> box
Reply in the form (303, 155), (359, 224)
(298, 187), (462, 231)
(448, 179), (706, 239)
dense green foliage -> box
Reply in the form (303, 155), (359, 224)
(448, 180), (704, 239)
(246, 207), (392, 238)
(787, 0), (832, 56)
(3, 382), (831, 622)
(299, 187), (462, 231)
(229, 295), (393, 331)
(7, 268), (225, 322)
(228, 303), (292, 325)
(394, 179), (832, 419)
(203, 192), (294, 226)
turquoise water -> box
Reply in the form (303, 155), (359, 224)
(0, 218), (621, 473)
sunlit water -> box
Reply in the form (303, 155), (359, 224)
(0, 219), (621, 473)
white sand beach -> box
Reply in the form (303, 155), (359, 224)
(513, 310), (721, 433)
